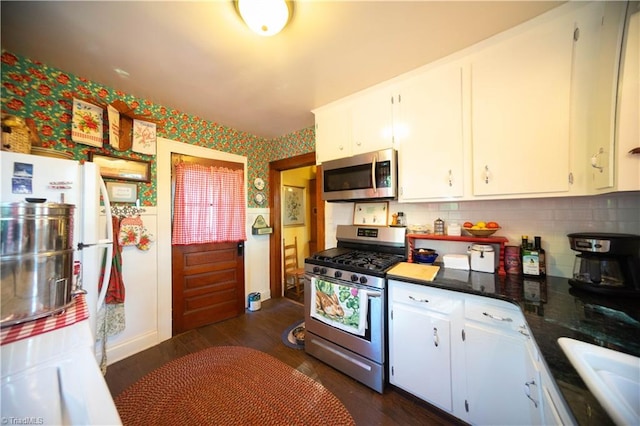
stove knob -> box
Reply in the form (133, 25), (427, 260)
(351, 274), (359, 282)
(320, 268), (328, 275)
(313, 266), (320, 274)
(334, 271), (342, 278)
(359, 276), (368, 284)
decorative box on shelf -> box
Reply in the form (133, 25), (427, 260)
(407, 234), (509, 276)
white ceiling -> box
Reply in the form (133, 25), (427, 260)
(1, 1), (564, 139)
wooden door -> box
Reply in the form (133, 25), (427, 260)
(171, 153), (245, 335)
(309, 178), (318, 255)
(172, 242), (244, 335)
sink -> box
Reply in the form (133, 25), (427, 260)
(558, 337), (640, 425)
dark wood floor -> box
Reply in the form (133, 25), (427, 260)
(105, 297), (464, 425)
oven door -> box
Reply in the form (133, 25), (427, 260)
(304, 272), (385, 364)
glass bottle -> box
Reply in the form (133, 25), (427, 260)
(534, 236), (546, 276)
(522, 235), (541, 277)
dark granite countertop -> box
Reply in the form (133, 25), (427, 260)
(386, 265), (640, 425)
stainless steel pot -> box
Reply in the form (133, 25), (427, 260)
(1, 202), (75, 327)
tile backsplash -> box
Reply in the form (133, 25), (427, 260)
(327, 191), (640, 278)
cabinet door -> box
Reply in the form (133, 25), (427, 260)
(314, 103), (352, 164)
(351, 86), (396, 155)
(538, 358), (576, 425)
(572, 2), (627, 191)
(390, 302), (453, 413)
(470, 12), (575, 196)
(463, 321), (538, 425)
(616, 6), (640, 192)
(398, 63), (465, 201)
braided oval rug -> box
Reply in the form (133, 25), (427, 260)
(114, 346), (355, 425)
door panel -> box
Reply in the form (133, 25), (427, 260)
(172, 242), (245, 335)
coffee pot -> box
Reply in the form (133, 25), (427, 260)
(567, 233), (640, 296)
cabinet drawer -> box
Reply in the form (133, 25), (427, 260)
(464, 295), (524, 331)
(389, 280), (462, 314)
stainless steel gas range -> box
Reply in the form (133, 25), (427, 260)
(304, 224), (406, 393)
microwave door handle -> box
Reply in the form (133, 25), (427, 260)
(371, 154), (377, 193)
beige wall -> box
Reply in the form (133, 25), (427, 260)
(282, 166), (316, 267)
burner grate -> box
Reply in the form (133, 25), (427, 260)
(320, 250), (405, 273)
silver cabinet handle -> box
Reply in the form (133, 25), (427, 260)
(484, 165), (490, 184)
(591, 147), (604, 172)
(524, 380), (539, 408)
(433, 327), (440, 347)
(482, 311), (512, 322)
(408, 295), (429, 303)
(448, 169), (453, 187)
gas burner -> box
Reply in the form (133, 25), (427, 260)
(314, 249), (404, 274)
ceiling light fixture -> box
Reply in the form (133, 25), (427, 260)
(235, 0), (293, 37)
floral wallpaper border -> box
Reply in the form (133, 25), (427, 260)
(1, 50), (316, 207)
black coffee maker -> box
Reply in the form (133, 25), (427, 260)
(567, 233), (640, 296)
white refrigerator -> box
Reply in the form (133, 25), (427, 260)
(1, 150), (121, 424)
(0, 150), (114, 337)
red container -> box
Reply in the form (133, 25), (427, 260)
(505, 245), (522, 275)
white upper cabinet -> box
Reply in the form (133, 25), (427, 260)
(614, 2), (639, 192)
(397, 62), (466, 201)
(314, 102), (352, 164)
(313, 1), (630, 198)
(571, 2), (628, 192)
(350, 85), (398, 156)
(313, 85), (397, 164)
(470, 10), (575, 197)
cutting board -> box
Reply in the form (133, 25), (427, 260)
(387, 262), (440, 282)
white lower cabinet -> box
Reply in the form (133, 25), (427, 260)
(388, 281), (463, 413)
(538, 356), (576, 425)
(388, 280), (573, 425)
(462, 321), (539, 424)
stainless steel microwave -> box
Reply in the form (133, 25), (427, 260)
(321, 148), (398, 202)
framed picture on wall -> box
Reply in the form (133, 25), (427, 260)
(283, 185), (305, 227)
(106, 182), (138, 203)
(353, 201), (389, 226)
(88, 152), (151, 182)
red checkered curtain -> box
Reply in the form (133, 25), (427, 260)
(172, 163), (246, 244)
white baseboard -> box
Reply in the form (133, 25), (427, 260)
(106, 330), (159, 365)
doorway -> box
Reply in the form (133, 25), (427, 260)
(269, 153), (324, 300)
(281, 166), (314, 303)
(157, 137), (247, 342)
(170, 154), (246, 335)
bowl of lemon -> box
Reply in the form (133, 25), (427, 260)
(463, 221), (501, 237)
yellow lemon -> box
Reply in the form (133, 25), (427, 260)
(476, 221), (486, 229)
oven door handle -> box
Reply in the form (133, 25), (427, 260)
(363, 290), (382, 298)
